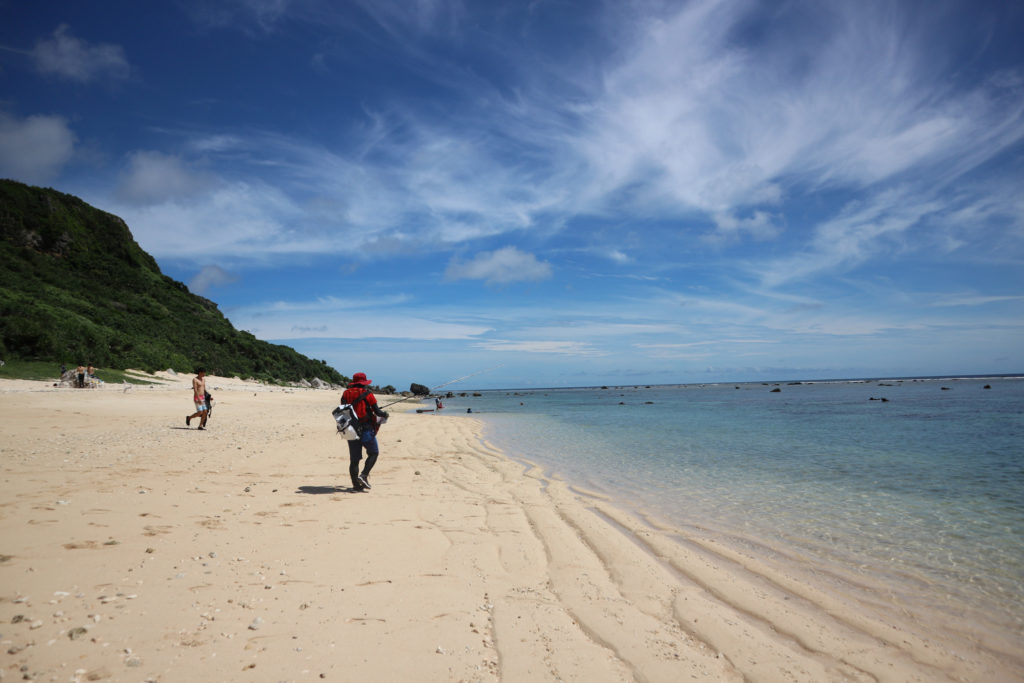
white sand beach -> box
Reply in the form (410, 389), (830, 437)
(1, 375), (1020, 682)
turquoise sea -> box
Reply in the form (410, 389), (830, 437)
(441, 376), (1024, 637)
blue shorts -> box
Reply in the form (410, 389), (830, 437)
(348, 429), (379, 458)
(194, 400), (208, 412)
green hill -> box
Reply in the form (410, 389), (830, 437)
(0, 179), (345, 384)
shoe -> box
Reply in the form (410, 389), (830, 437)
(352, 482), (366, 492)
(186, 415), (191, 426)
(357, 474), (370, 490)
(197, 426), (205, 431)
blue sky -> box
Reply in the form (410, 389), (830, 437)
(2, 0), (1023, 389)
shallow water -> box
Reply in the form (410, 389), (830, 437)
(443, 376), (1024, 635)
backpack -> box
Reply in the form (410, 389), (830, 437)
(333, 390), (370, 440)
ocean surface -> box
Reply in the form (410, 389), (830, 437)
(439, 376), (1024, 635)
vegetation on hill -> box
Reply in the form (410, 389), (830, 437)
(0, 179), (346, 384)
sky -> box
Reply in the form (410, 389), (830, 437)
(1, 0), (1023, 390)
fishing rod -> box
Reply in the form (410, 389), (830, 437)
(379, 365), (504, 409)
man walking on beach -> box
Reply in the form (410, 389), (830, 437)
(186, 368), (208, 430)
(341, 372), (388, 491)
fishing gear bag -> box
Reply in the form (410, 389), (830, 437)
(332, 404), (363, 440)
(333, 389), (371, 440)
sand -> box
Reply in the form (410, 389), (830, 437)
(1, 374), (1021, 682)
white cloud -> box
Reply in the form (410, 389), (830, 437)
(606, 249), (631, 264)
(929, 294), (1024, 308)
(706, 211), (781, 245)
(33, 24), (130, 83)
(116, 151), (209, 205)
(474, 340), (603, 356)
(0, 112), (75, 183)
(189, 265), (239, 294)
(444, 246), (552, 284)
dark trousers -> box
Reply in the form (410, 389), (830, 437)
(347, 430), (379, 486)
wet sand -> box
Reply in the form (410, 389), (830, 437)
(1, 374), (1020, 682)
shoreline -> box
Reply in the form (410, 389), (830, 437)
(476, 432), (1024, 680)
(459, 380), (1024, 647)
(1, 378), (1021, 681)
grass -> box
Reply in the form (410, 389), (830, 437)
(0, 360), (160, 385)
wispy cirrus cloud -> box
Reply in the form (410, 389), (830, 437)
(601, 4), (1017, 190)
(929, 294), (1024, 308)
(474, 339), (604, 356)
(754, 188), (943, 287)
(109, 0), (1024, 277)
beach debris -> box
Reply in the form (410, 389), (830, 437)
(248, 617), (263, 630)
(68, 626), (88, 640)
